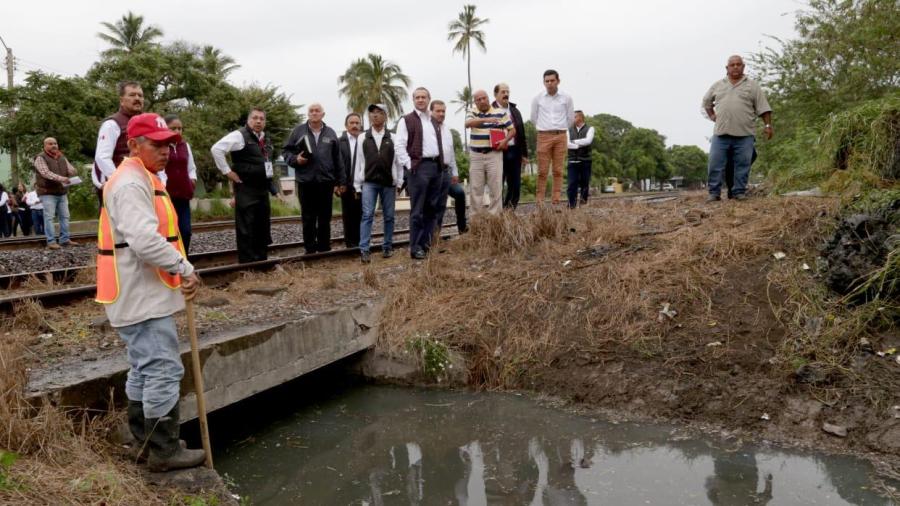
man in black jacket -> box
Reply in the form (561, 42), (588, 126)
(493, 83), (529, 209)
(211, 108), (273, 263)
(283, 103), (346, 254)
(338, 113), (363, 248)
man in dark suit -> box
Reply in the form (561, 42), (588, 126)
(282, 103), (346, 254)
(493, 83), (529, 209)
(338, 113), (363, 248)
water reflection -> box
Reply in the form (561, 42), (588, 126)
(214, 385), (892, 505)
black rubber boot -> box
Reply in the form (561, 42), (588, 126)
(145, 404), (205, 472)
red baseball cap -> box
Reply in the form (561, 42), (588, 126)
(127, 113), (182, 143)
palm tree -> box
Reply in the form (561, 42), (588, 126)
(200, 45), (240, 79)
(97, 12), (164, 55)
(451, 86), (473, 149)
(447, 5), (488, 110)
(337, 54), (411, 120)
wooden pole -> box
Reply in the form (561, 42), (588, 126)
(185, 300), (213, 469)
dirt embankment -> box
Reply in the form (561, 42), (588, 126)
(377, 194), (900, 467)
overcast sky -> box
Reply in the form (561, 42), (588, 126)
(3, 0), (801, 150)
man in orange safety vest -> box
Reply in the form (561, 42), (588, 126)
(95, 112), (204, 472)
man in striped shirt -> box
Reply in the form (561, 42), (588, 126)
(464, 89), (515, 216)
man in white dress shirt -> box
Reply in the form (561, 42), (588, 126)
(430, 100), (465, 236)
(210, 108), (273, 263)
(93, 80), (144, 208)
(395, 87), (445, 260)
(530, 70), (575, 205)
(566, 110), (595, 208)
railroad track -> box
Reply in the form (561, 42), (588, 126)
(0, 215), (304, 251)
(0, 192), (671, 251)
(0, 225), (456, 314)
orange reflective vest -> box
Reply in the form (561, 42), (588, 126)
(95, 157), (187, 304)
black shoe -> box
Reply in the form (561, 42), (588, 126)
(318, 246), (332, 253)
(145, 404), (205, 472)
(360, 251), (371, 264)
(411, 249), (427, 260)
(705, 194), (721, 202)
(382, 248), (393, 259)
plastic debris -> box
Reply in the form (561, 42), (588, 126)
(876, 348), (897, 357)
(562, 260), (572, 267)
(801, 263), (811, 270)
(707, 341), (723, 347)
(773, 252), (787, 260)
(658, 303), (678, 322)
(761, 413), (771, 421)
(822, 423), (848, 438)
(38, 333), (53, 340)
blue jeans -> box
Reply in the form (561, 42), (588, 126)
(116, 315), (184, 419)
(708, 135), (755, 197)
(360, 182), (396, 253)
(40, 194), (70, 245)
(31, 209), (44, 236)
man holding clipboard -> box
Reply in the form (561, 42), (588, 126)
(464, 89), (516, 216)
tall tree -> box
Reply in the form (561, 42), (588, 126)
(447, 4), (488, 111)
(97, 11), (163, 56)
(200, 45), (240, 79)
(337, 54), (411, 120)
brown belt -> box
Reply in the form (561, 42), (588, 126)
(538, 130), (566, 134)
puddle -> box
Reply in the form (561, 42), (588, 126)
(213, 385), (892, 505)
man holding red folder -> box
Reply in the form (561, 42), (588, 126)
(464, 89), (516, 216)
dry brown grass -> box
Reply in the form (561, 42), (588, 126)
(0, 335), (163, 505)
(379, 195), (836, 388)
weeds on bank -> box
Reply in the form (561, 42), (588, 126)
(772, 93), (900, 193)
(379, 196), (833, 388)
(0, 335), (163, 504)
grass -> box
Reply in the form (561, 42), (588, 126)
(0, 334), (164, 504)
(378, 196), (836, 388)
(772, 93), (900, 193)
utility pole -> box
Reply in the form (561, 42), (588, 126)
(0, 35), (17, 187)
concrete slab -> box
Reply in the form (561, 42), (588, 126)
(27, 301), (380, 422)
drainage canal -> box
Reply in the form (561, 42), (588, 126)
(200, 368), (892, 505)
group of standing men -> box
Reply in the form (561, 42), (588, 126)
(58, 53), (775, 475)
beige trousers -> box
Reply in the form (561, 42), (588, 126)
(536, 131), (567, 204)
(469, 150), (503, 215)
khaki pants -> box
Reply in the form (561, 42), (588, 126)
(469, 150), (503, 215)
(536, 131), (567, 203)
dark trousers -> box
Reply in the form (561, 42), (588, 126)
(234, 185), (271, 263)
(172, 198), (192, 254)
(441, 182), (468, 233)
(11, 210), (30, 236)
(340, 190), (362, 248)
(566, 159), (592, 208)
(0, 209), (9, 237)
(407, 160), (444, 255)
(502, 145), (523, 209)
(297, 182), (335, 254)
(31, 209), (44, 236)
(433, 169), (451, 237)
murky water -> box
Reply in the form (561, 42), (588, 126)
(213, 385), (891, 505)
